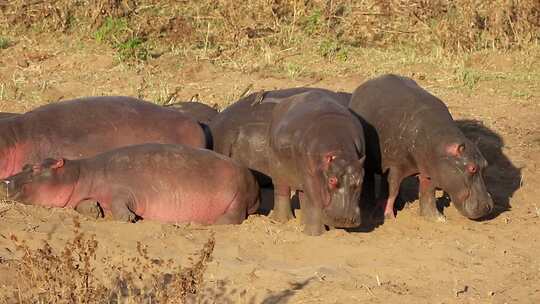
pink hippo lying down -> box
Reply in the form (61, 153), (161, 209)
(0, 144), (260, 225)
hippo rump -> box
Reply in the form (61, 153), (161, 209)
(210, 89), (365, 235)
(165, 101), (219, 148)
(165, 101), (218, 124)
(0, 96), (206, 179)
(1, 144), (260, 225)
(349, 74), (494, 221)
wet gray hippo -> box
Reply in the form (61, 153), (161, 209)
(210, 88), (365, 235)
(349, 74), (494, 221)
(1, 144), (259, 225)
(0, 96), (206, 179)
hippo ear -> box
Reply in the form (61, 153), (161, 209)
(51, 158), (65, 169)
(446, 143), (465, 157)
(43, 158), (65, 169)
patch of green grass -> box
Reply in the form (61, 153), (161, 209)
(511, 90), (533, 99)
(302, 9), (323, 35)
(94, 17), (128, 43)
(459, 68), (482, 90)
(285, 62), (305, 79)
(0, 37), (10, 49)
(318, 39), (349, 62)
(116, 37), (148, 61)
(94, 17), (148, 62)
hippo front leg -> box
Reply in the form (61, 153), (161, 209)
(270, 184), (294, 223)
(298, 191), (325, 236)
(110, 195), (137, 222)
(75, 199), (103, 219)
(418, 175), (446, 222)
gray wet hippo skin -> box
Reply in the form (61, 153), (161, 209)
(165, 101), (218, 124)
(0, 96), (206, 179)
(349, 74), (494, 221)
(210, 89), (365, 236)
(0, 144), (260, 224)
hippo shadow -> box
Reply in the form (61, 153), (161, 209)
(394, 119), (522, 220)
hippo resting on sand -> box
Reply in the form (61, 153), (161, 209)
(1, 144), (260, 225)
(349, 74), (494, 221)
(0, 96), (206, 179)
(210, 88), (365, 235)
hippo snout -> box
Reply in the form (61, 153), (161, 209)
(454, 191), (494, 220)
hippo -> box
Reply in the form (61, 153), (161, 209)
(165, 101), (219, 149)
(0, 144), (260, 224)
(0, 96), (206, 179)
(210, 89), (365, 235)
(0, 112), (19, 119)
(349, 74), (494, 221)
(165, 101), (218, 125)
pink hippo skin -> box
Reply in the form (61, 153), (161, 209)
(0, 96), (206, 179)
(0, 144), (260, 225)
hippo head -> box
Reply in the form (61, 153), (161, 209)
(305, 152), (365, 228)
(0, 158), (77, 207)
(433, 141), (494, 219)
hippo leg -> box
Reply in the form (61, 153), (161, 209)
(270, 184), (294, 223)
(110, 195), (137, 222)
(418, 175), (446, 222)
(299, 191), (325, 236)
(380, 167), (404, 220)
(75, 199), (103, 219)
(215, 206), (245, 225)
(215, 195), (247, 225)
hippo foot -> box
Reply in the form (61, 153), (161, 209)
(269, 209), (294, 223)
(303, 223), (325, 236)
(419, 210), (447, 223)
(384, 211), (397, 220)
(116, 212), (137, 223)
(75, 199), (103, 219)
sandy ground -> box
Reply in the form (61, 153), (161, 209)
(0, 34), (539, 303)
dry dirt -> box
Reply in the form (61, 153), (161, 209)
(0, 33), (539, 303)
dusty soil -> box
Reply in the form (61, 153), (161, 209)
(0, 33), (539, 303)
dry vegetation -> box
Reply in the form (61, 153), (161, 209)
(6, 217), (215, 304)
(1, 0), (539, 60)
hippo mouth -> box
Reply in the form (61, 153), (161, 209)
(451, 191), (494, 220)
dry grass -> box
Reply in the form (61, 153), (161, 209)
(6, 217), (216, 304)
(1, 0), (538, 60)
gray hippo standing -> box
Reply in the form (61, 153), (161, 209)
(1, 144), (259, 225)
(349, 74), (494, 221)
(210, 89), (365, 235)
(0, 96), (206, 179)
